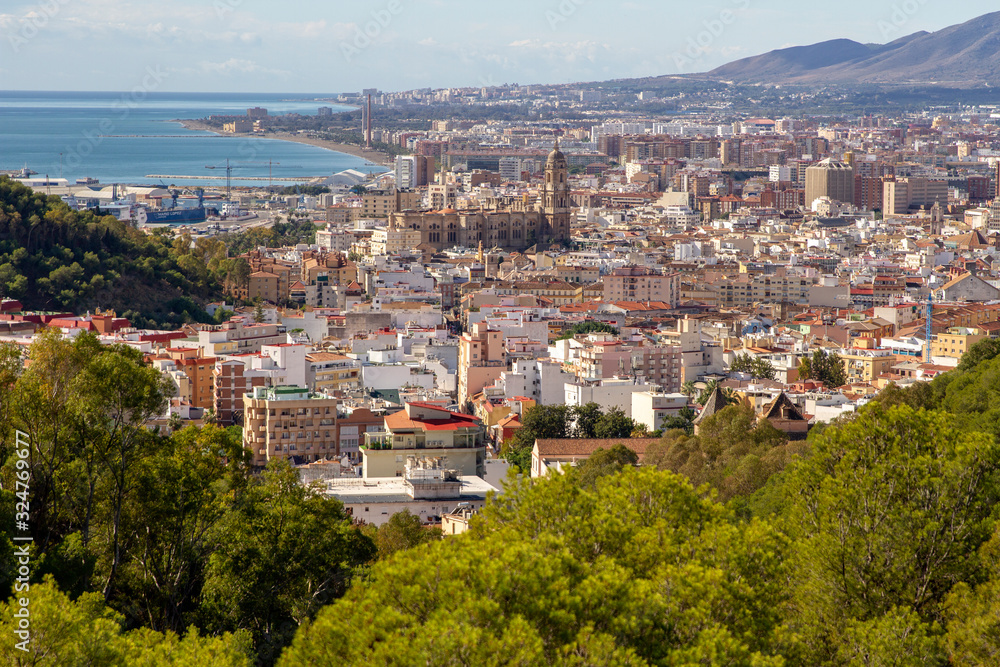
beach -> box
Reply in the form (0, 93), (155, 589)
(176, 120), (392, 167)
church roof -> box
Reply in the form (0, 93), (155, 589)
(693, 386), (729, 424)
(760, 393), (807, 422)
(546, 139), (567, 166)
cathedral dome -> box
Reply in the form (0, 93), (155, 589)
(546, 140), (567, 167)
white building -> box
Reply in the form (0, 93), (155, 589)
(631, 391), (689, 432)
(564, 379), (654, 418)
(395, 156), (417, 190)
(323, 456), (497, 526)
(769, 165), (792, 182)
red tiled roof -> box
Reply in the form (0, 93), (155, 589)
(534, 438), (662, 459)
(385, 403), (482, 432)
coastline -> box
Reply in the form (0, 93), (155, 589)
(174, 119), (392, 167)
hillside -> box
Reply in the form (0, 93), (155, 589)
(0, 176), (230, 329)
(704, 11), (1000, 86)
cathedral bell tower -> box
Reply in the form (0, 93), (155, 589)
(541, 139), (571, 245)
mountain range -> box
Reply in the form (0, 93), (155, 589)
(699, 11), (1000, 86)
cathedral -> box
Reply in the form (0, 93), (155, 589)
(389, 143), (572, 252)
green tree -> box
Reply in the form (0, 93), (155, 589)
(835, 607), (946, 666)
(200, 460), (375, 664)
(571, 402), (603, 439)
(116, 425), (249, 632)
(366, 509), (441, 561)
(729, 353), (777, 381)
(593, 406), (636, 439)
(661, 406), (695, 436)
(557, 321), (619, 340)
(943, 528), (1000, 665)
(575, 444), (639, 488)
(644, 404), (800, 503)
(279, 468), (792, 667)
(957, 337), (1000, 372)
(798, 349), (847, 388)
(502, 404), (571, 470)
(0, 578), (253, 666)
(780, 403), (1000, 664)
(69, 344), (172, 601)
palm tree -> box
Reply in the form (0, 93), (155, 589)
(697, 380), (738, 408)
(680, 381), (697, 398)
(696, 380), (719, 406)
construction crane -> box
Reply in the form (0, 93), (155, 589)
(205, 159), (296, 198)
(205, 159), (235, 200)
(925, 292), (934, 363)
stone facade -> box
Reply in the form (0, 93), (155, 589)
(389, 144), (572, 251)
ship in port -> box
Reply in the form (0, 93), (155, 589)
(61, 185), (219, 225)
(135, 189), (214, 224)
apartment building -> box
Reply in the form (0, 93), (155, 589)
(883, 177), (948, 216)
(839, 349), (899, 384)
(458, 322), (507, 408)
(930, 327), (989, 361)
(362, 402), (486, 478)
(604, 267), (681, 306)
(243, 386), (340, 466)
(362, 189), (422, 218)
(307, 351), (361, 394)
(199, 320), (286, 357)
(714, 273), (813, 308)
(213, 358), (268, 426)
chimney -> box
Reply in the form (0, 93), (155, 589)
(366, 94), (372, 149)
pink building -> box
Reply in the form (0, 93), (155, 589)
(603, 267), (681, 307)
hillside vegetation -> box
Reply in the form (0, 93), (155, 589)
(5, 307), (1000, 665)
(0, 177), (240, 328)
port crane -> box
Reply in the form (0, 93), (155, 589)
(205, 159), (295, 197)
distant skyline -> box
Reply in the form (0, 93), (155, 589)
(1, 1), (998, 93)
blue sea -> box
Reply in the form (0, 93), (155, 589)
(0, 91), (384, 187)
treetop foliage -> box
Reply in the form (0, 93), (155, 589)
(8, 290), (1000, 665)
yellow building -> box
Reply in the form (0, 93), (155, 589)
(931, 327), (988, 360)
(370, 227), (423, 257)
(362, 189), (422, 219)
(307, 352), (361, 394)
(511, 280), (580, 305)
(248, 271), (280, 303)
(840, 350), (899, 384)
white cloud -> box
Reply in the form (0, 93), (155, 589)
(199, 58), (290, 78)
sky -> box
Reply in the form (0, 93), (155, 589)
(0, 0), (998, 93)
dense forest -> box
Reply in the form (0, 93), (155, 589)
(0, 178), (324, 329)
(3, 333), (1000, 664)
(0, 178), (238, 328)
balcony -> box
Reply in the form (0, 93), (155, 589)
(363, 432), (395, 450)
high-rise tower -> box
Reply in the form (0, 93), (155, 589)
(541, 140), (571, 244)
